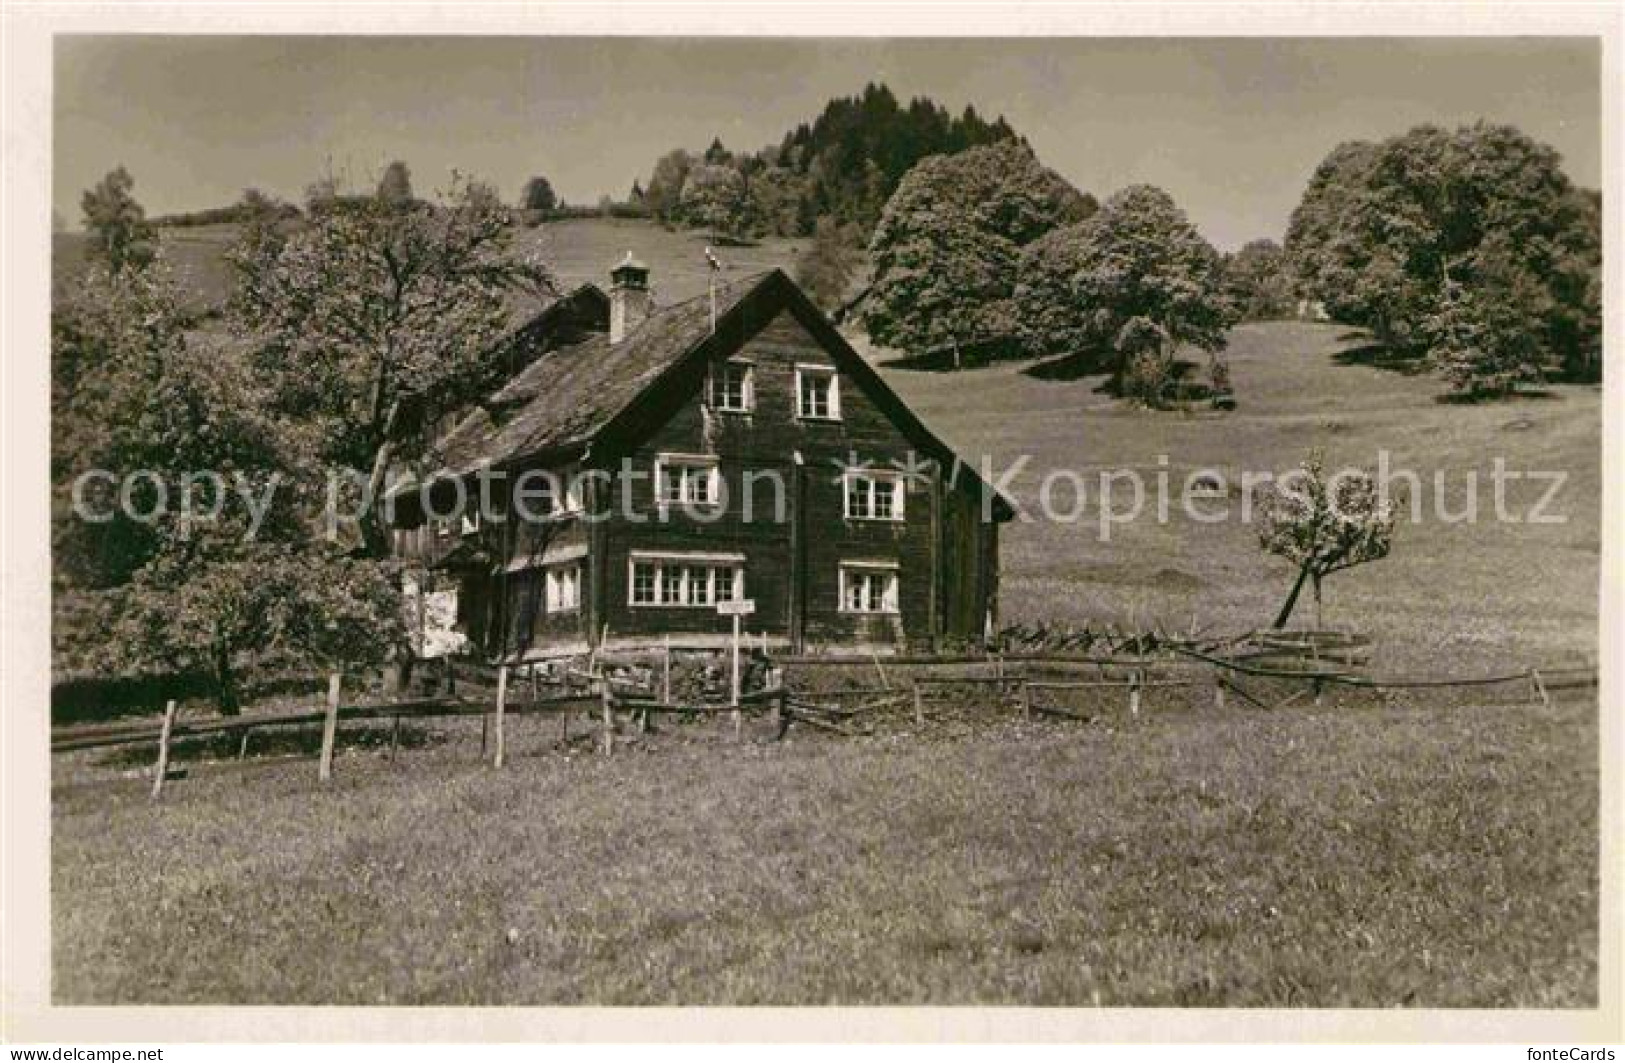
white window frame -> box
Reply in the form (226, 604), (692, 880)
(710, 359), (755, 413)
(544, 562), (582, 614)
(654, 453), (722, 509)
(795, 364), (842, 421)
(843, 470), (905, 521)
(628, 551), (746, 609)
(838, 561), (900, 615)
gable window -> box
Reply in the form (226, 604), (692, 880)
(844, 470), (905, 521)
(710, 360), (754, 413)
(544, 562), (581, 613)
(796, 365), (841, 421)
(629, 551), (746, 608)
(514, 467), (584, 521)
(655, 454), (721, 508)
(839, 562), (900, 615)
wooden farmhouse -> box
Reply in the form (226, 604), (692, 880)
(390, 255), (1012, 660)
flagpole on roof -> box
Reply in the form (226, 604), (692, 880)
(705, 245), (723, 333)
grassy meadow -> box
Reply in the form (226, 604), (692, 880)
(53, 685), (1596, 1006)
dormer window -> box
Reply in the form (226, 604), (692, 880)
(796, 364), (841, 421)
(710, 360), (754, 413)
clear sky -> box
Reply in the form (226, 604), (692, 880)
(53, 36), (1601, 251)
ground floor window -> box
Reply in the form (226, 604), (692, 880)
(629, 552), (746, 607)
(544, 562), (581, 613)
(839, 562), (900, 614)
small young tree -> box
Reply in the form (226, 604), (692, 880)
(1258, 452), (1397, 629)
(80, 166), (156, 272)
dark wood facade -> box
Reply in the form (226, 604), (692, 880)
(393, 269), (1009, 659)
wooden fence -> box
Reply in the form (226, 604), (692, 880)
(51, 635), (1598, 798)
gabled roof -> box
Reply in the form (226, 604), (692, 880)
(404, 268), (1014, 520)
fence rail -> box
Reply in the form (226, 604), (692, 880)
(53, 640), (1598, 798)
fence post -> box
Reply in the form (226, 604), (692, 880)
(1128, 670), (1142, 719)
(237, 725), (252, 761)
(1213, 671), (1226, 710)
(912, 681), (925, 726)
(151, 698), (177, 800)
(1530, 668), (1551, 709)
(662, 635), (672, 704)
(1020, 680), (1032, 720)
(494, 664), (508, 768)
(389, 713), (401, 761)
(600, 681), (613, 757)
(318, 671), (341, 784)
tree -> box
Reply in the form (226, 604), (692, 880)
(377, 160), (414, 206)
(679, 163), (749, 238)
(1258, 452), (1396, 629)
(1284, 122), (1601, 387)
(229, 173), (554, 558)
(865, 140), (1085, 359)
(52, 261), (190, 587)
(521, 175), (558, 212)
(113, 543), (403, 715)
(51, 256), (399, 712)
(80, 166), (156, 272)
(1013, 221), (1099, 359)
(745, 166), (810, 237)
(795, 217), (865, 311)
(641, 85), (1026, 239)
(1423, 244), (1547, 397)
(703, 137), (732, 165)
(1065, 185), (1236, 395)
(1222, 239), (1296, 321)
(645, 149), (694, 221)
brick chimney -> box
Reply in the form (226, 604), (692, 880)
(609, 251), (651, 344)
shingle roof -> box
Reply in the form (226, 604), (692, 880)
(426, 271), (770, 477)
(394, 267), (1015, 521)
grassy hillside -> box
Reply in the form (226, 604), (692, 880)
(866, 323), (1601, 674)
